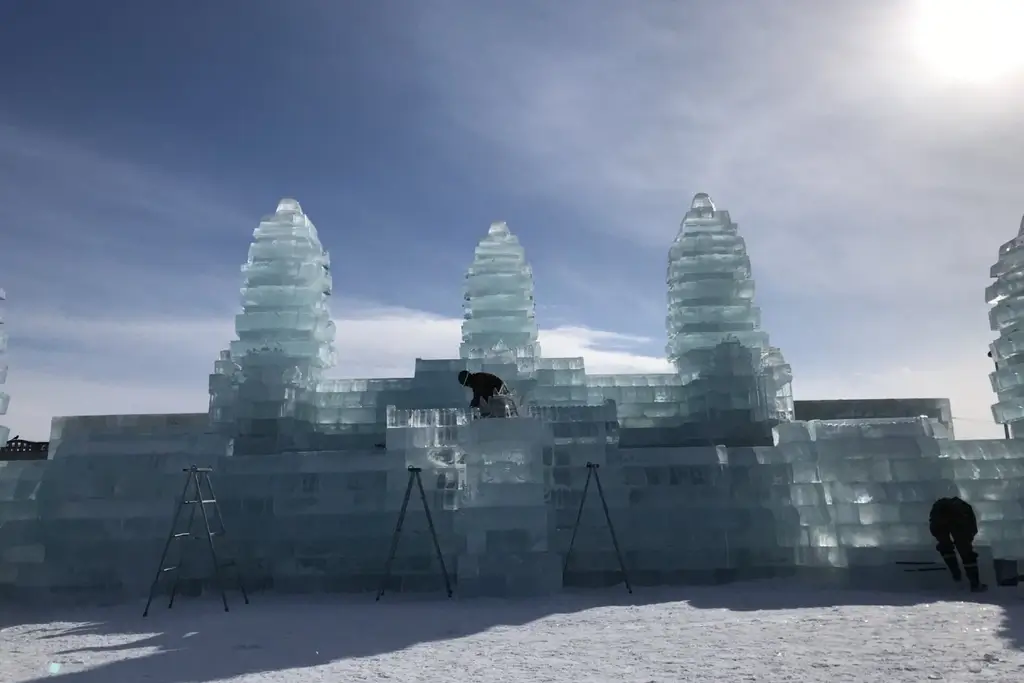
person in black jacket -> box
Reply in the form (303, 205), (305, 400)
(929, 496), (987, 592)
(457, 370), (513, 417)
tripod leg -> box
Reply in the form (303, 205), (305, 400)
(168, 476), (200, 609)
(562, 464), (593, 576)
(377, 470), (416, 601)
(196, 473), (231, 612)
(203, 473), (249, 604)
(592, 465), (632, 594)
(414, 470), (453, 597)
(143, 471), (192, 617)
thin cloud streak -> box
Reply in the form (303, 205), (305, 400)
(3, 304), (673, 441)
(0, 2), (1016, 446)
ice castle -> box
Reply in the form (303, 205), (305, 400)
(1, 195), (1023, 601)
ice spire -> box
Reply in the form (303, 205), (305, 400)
(665, 193), (793, 422)
(986, 213), (1024, 437)
(0, 288), (9, 445)
(209, 199), (336, 447)
(460, 221), (542, 360)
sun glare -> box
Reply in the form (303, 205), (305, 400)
(910, 0), (1024, 84)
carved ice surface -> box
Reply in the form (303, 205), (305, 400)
(209, 199), (337, 444)
(665, 193), (793, 423)
(0, 287), (8, 445)
(460, 221), (542, 361)
(987, 213), (1024, 434)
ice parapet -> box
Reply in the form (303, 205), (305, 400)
(987, 214), (1024, 434)
(665, 194), (793, 424)
(460, 221), (542, 361)
(208, 199), (337, 449)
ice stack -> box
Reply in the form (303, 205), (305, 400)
(770, 418), (974, 584)
(455, 416), (561, 596)
(211, 199), (338, 454)
(665, 193), (794, 437)
(460, 221), (542, 364)
(987, 214), (1024, 438)
(0, 288), (8, 446)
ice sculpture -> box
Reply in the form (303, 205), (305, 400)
(665, 193), (793, 424)
(987, 214), (1024, 437)
(0, 288), (8, 445)
(12, 190), (1014, 601)
(460, 221), (542, 361)
(209, 199), (337, 451)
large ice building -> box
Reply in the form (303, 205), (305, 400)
(0, 195), (1020, 602)
(988, 214), (1024, 438)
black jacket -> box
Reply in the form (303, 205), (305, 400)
(929, 496), (978, 536)
(463, 372), (507, 408)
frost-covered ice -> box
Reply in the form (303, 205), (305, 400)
(3, 582), (1024, 682)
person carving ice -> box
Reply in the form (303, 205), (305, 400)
(457, 370), (515, 418)
(929, 496), (987, 593)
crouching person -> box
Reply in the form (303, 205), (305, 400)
(929, 496), (987, 593)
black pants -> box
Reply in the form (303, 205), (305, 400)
(929, 520), (978, 567)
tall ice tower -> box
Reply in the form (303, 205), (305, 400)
(460, 221), (542, 361)
(665, 193), (793, 424)
(0, 288), (8, 445)
(987, 214), (1024, 437)
(209, 199), (337, 452)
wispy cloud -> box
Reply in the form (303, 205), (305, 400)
(3, 302), (672, 440)
(1, 3), (1017, 445)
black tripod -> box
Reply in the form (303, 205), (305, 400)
(563, 462), (632, 593)
(377, 466), (453, 600)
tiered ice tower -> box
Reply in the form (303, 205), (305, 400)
(0, 288), (8, 445)
(987, 214), (1024, 437)
(665, 193), (793, 428)
(209, 199), (337, 453)
(460, 221), (542, 362)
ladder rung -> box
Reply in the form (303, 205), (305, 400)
(172, 532), (191, 538)
(183, 499), (217, 505)
(209, 530), (224, 537)
(161, 566), (179, 572)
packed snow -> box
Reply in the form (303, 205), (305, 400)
(2, 580), (1024, 682)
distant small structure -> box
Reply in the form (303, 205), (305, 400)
(1, 436), (49, 461)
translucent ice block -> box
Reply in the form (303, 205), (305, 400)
(460, 222), (542, 360)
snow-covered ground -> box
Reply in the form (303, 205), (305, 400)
(3, 580), (1024, 682)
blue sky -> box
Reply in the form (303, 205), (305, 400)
(1, 0), (1021, 440)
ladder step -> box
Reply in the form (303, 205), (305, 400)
(161, 565), (179, 573)
(172, 532), (191, 538)
(183, 499), (217, 505)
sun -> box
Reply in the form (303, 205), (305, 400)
(910, 0), (1024, 84)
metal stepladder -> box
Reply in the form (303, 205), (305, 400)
(376, 466), (453, 600)
(563, 462), (633, 593)
(142, 466), (250, 617)
(478, 385), (521, 419)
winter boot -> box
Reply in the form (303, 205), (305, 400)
(964, 563), (988, 592)
(940, 552), (962, 582)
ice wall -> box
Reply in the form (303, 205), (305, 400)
(665, 193), (793, 427)
(210, 199), (338, 454)
(0, 288), (8, 445)
(460, 221), (542, 361)
(987, 214), (1024, 437)
(6, 414), (1024, 599)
